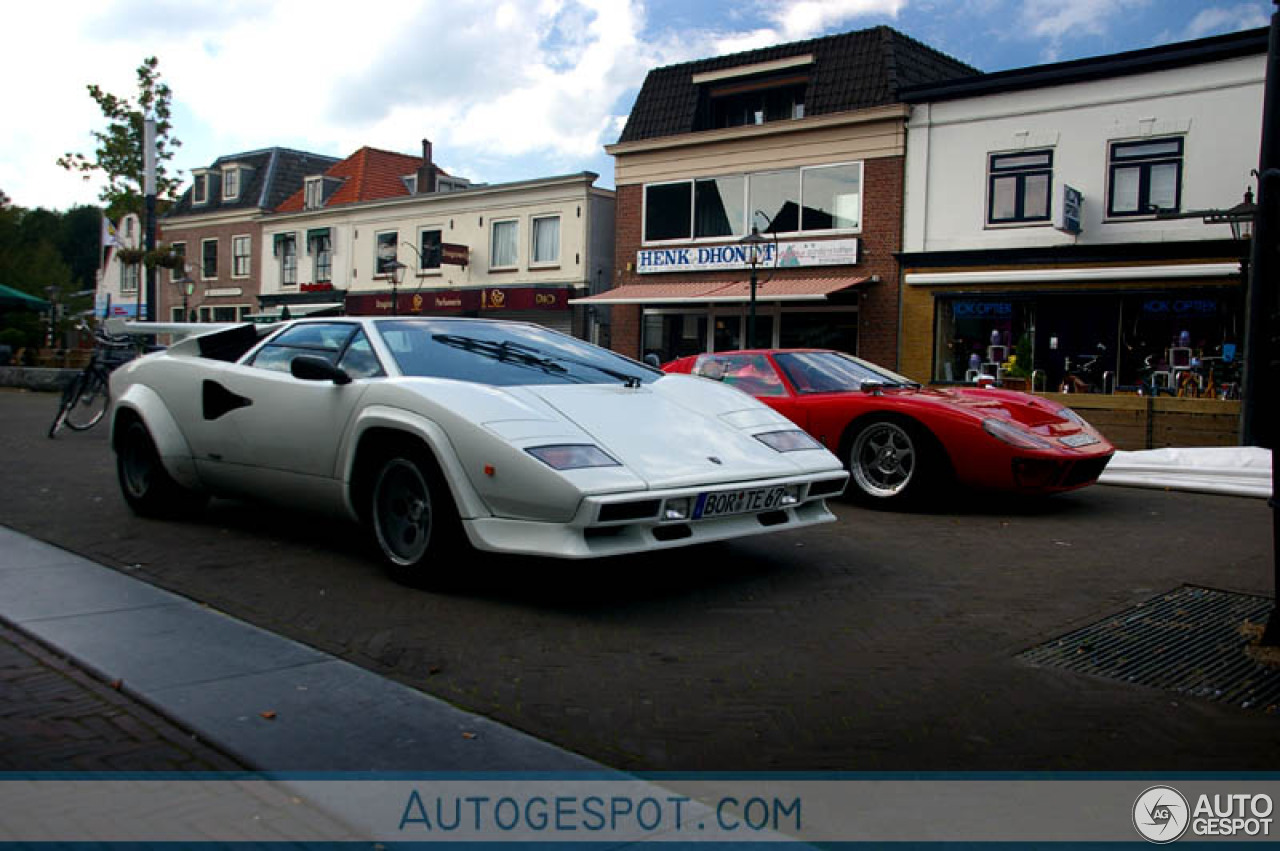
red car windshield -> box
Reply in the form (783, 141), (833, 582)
(774, 351), (919, 394)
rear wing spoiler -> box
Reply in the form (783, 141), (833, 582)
(104, 319), (241, 341)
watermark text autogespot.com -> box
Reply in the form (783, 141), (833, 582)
(398, 790), (802, 836)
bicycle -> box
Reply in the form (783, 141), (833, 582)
(47, 326), (148, 438)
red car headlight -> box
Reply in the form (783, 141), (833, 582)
(982, 418), (1053, 450)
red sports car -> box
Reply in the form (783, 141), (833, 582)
(663, 349), (1114, 505)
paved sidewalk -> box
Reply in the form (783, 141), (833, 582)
(0, 525), (597, 772)
(0, 621), (243, 771)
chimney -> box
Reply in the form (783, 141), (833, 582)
(417, 138), (438, 194)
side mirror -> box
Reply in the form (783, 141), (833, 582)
(291, 354), (352, 385)
(696, 361), (727, 381)
(860, 380), (885, 396)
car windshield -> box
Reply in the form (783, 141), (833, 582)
(374, 319), (660, 387)
(774, 351), (920, 393)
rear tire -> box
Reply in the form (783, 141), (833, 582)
(116, 419), (207, 517)
(64, 370), (109, 431)
(368, 445), (463, 586)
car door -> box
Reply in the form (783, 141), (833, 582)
(192, 322), (374, 486)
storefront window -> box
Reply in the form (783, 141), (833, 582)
(801, 163), (861, 231)
(934, 297), (1034, 383)
(779, 311), (857, 353)
(643, 312), (707, 363)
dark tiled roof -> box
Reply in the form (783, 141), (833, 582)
(164, 148), (340, 218)
(900, 26), (1268, 103)
(274, 147), (427, 213)
(617, 25), (978, 144)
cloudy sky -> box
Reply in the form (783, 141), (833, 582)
(3, 0), (1271, 212)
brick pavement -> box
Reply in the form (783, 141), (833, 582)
(0, 620), (243, 771)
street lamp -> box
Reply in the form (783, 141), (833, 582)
(738, 226), (769, 348)
(386, 260), (406, 316)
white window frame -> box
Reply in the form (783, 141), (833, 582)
(201, 238), (218, 281)
(417, 226), (443, 276)
(277, 233), (298, 287)
(490, 218), (519, 271)
(304, 177), (324, 210)
(169, 242), (187, 284)
(231, 234), (251, 278)
(375, 231), (400, 277)
(121, 261), (140, 294)
(192, 171), (209, 206)
(222, 166), (240, 201)
(530, 215), (561, 268)
(641, 161), (864, 245)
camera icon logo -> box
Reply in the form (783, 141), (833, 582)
(1133, 786), (1190, 843)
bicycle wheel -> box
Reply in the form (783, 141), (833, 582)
(47, 373), (85, 438)
(63, 369), (110, 431)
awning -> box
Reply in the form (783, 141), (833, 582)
(570, 277), (868, 305)
(0, 283), (50, 311)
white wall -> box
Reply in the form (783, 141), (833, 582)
(259, 176), (612, 297)
(903, 54), (1265, 253)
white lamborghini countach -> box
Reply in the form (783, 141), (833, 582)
(109, 317), (848, 584)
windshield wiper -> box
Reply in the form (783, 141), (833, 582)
(432, 334), (645, 388)
(432, 334), (572, 378)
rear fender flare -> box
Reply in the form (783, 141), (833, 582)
(111, 384), (203, 492)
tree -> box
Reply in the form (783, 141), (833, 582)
(56, 57), (182, 220)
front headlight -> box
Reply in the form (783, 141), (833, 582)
(982, 417), (1053, 450)
(526, 444), (620, 470)
(755, 429), (823, 452)
(1056, 406), (1090, 428)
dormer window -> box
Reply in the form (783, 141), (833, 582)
(305, 177), (324, 210)
(192, 170), (209, 205)
(694, 55), (812, 131)
(222, 166), (241, 201)
(402, 175), (418, 194)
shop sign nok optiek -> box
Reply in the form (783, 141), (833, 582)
(637, 238), (858, 274)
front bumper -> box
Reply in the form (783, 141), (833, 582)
(461, 472), (849, 559)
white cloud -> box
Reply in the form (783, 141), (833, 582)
(1011, 0), (1152, 61)
(770, 0), (907, 41)
(1183, 4), (1270, 39)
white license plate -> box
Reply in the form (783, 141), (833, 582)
(1061, 432), (1100, 448)
(694, 486), (789, 519)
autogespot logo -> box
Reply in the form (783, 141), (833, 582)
(1134, 786), (1190, 844)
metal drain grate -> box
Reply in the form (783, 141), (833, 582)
(1019, 585), (1280, 711)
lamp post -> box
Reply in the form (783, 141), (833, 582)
(738, 226), (769, 348)
(386, 260), (406, 316)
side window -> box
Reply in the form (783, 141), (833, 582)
(338, 330), (385, 379)
(695, 354), (785, 396)
(247, 322), (357, 373)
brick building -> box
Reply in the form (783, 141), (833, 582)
(158, 148), (339, 323)
(582, 26), (975, 369)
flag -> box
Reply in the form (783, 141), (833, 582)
(101, 216), (121, 249)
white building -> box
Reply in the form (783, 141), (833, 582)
(95, 213), (146, 320)
(258, 143), (615, 339)
(897, 27), (1267, 391)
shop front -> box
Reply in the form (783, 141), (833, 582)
(900, 249), (1246, 397)
(345, 284), (578, 335)
(573, 277), (865, 364)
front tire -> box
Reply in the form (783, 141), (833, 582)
(369, 448), (461, 586)
(846, 416), (936, 506)
(116, 419), (207, 517)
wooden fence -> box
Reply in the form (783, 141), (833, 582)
(1039, 392), (1241, 451)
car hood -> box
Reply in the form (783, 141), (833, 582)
(893, 386), (1093, 434)
(519, 377), (839, 489)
